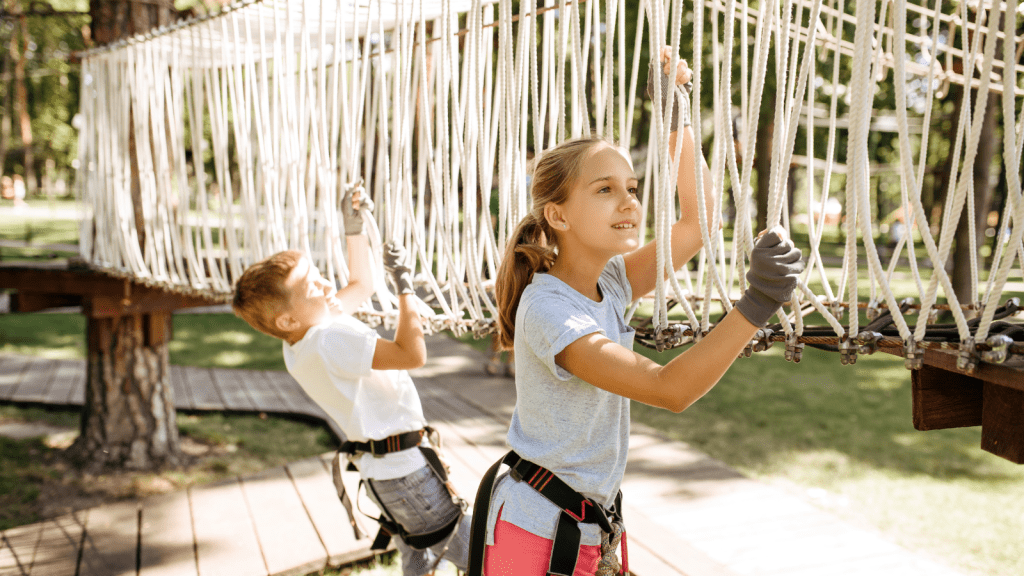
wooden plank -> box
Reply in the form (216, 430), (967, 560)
(78, 500), (140, 576)
(922, 347), (1024, 392)
(239, 369), (289, 414)
(189, 479), (267, 576)
(0, 355), (32, 401)
(316, 453), (383, 542)
(183, 367), (224, 411)
(30, 512), (89, 576)
(209, 368), (255, 412)
(286, 456), (371, 566)
(139, 491), (198, 576)
(43, 359), (85, 406)
(256, 371), (304, 414)
(240, 466), (326, 576)
(981, 382), (1024, 464)
(12, 358), (57, 403)
(169, 365), (194, 410)
(0, 522), (43, 576)
(911, 365), (984, 431)
(267, 372), (323, 417)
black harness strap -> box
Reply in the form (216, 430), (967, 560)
(333, 427), (465, 553)
(339, 428), (426, 457)
(467, 451), (625, 576)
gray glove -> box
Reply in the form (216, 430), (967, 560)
(341, 181), (373, 236)
(735, 229), (804, 327)
(383, 242), (414, 295)
(646, 58), (693, 132)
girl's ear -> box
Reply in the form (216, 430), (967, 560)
(544, 203), (567, 231)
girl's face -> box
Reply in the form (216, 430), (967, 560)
(556, 143), (641, 257)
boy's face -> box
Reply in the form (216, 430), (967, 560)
(279, 256), (342, 333)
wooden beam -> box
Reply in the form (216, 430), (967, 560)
(922, 347), (1024, 392)
(911, 364), (984, 431)
(981, 383), (1024, 464)
(0, 263), (225, 316)
(10, 291), (82, 312)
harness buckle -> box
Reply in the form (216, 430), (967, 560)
(509, 458), (531, 482)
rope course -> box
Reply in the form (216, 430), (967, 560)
(74, 0), (1024, 371)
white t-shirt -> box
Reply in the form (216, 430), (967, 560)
(486, 255), (634, 546)
(283, 314), (427, 480)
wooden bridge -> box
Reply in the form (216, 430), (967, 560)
(0, 334), (971, 576)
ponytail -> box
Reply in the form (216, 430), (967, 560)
(494, 135), (609, 351)
(495, 212), (556, 351)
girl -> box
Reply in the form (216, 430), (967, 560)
(467, 48), (804, 576)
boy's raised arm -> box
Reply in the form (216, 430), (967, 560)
(335, 186), (375, 314)
(372, 243), (427, 371)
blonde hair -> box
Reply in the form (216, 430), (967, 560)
(231, 250), (304, 341)
(494, 136), (610, 350)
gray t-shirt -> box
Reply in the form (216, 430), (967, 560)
(486, 255), (634, 546)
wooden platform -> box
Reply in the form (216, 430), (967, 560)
(0, 336), (970, 576)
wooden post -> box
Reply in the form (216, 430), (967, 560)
(912, 349), (1024, 465)
(982, 384), (1024, 464)
(70, 304), (181, 471)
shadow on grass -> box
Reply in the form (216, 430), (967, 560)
(631, 344), (1019, 484)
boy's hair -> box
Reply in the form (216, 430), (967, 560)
(232, 250), (304, 341)
(494, 136), (610, 351)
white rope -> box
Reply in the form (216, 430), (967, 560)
(74, 0), (1023, 360)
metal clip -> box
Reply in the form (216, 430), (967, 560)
(865, 301), (882, 321)
(752, 328), (774, 353)
(654, 324), (688, 352)
(856, 331), (883, 355)
(903, 339), (924, 370)
(829, 300), (845, 323)
(472, 318), (495, 339)
(956, 337), (977, 374)
(839, 335), (857, 365)
(980, 334), (1013, 364)
(784, 334), (804, 363)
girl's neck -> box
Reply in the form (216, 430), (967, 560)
(547, 251), (608, 302)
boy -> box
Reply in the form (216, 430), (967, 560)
(231, 188), (470, 576)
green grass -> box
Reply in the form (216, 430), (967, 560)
(0, 312), (287, 370)
(631, 344), (1024, 576)
(0, 206), (80, 261)
(0, 312), (85, 359)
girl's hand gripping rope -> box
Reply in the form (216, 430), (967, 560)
(342, 181), (374, 236)
(383, 242), (415, 296)
(735, 227), (804, 327)
(646, 45), (693, 131)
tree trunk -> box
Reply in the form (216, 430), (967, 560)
(14, 14), (33, 193)
(69, 310), (181, 471)
(950, 10), (1004, 315)
(754, 100), (775, 233)
(0, 22), (13, 176)
(951, 89), (999, 313)
(73, 0), (180, 472)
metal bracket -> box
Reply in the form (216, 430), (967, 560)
(784, 334), (804, 363)
(980, 334), (1013, 364)
(957, 337), (978, 374)
(903, 339), (924, 370)
(839, 335), (857, 365)
(856, 331), (883, 355)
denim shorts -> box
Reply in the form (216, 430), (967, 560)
(366, 464), (471, 576)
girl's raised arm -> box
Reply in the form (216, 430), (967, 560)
(558, 230), (802, 412)
(625, 49), (717, 300)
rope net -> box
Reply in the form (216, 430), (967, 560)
(75, 0), (1024, 370)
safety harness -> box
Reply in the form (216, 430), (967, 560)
(330, 426), (466, 553)
(467, 451), (628, 576)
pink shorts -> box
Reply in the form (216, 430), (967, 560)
(484, 506), (602, 576)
